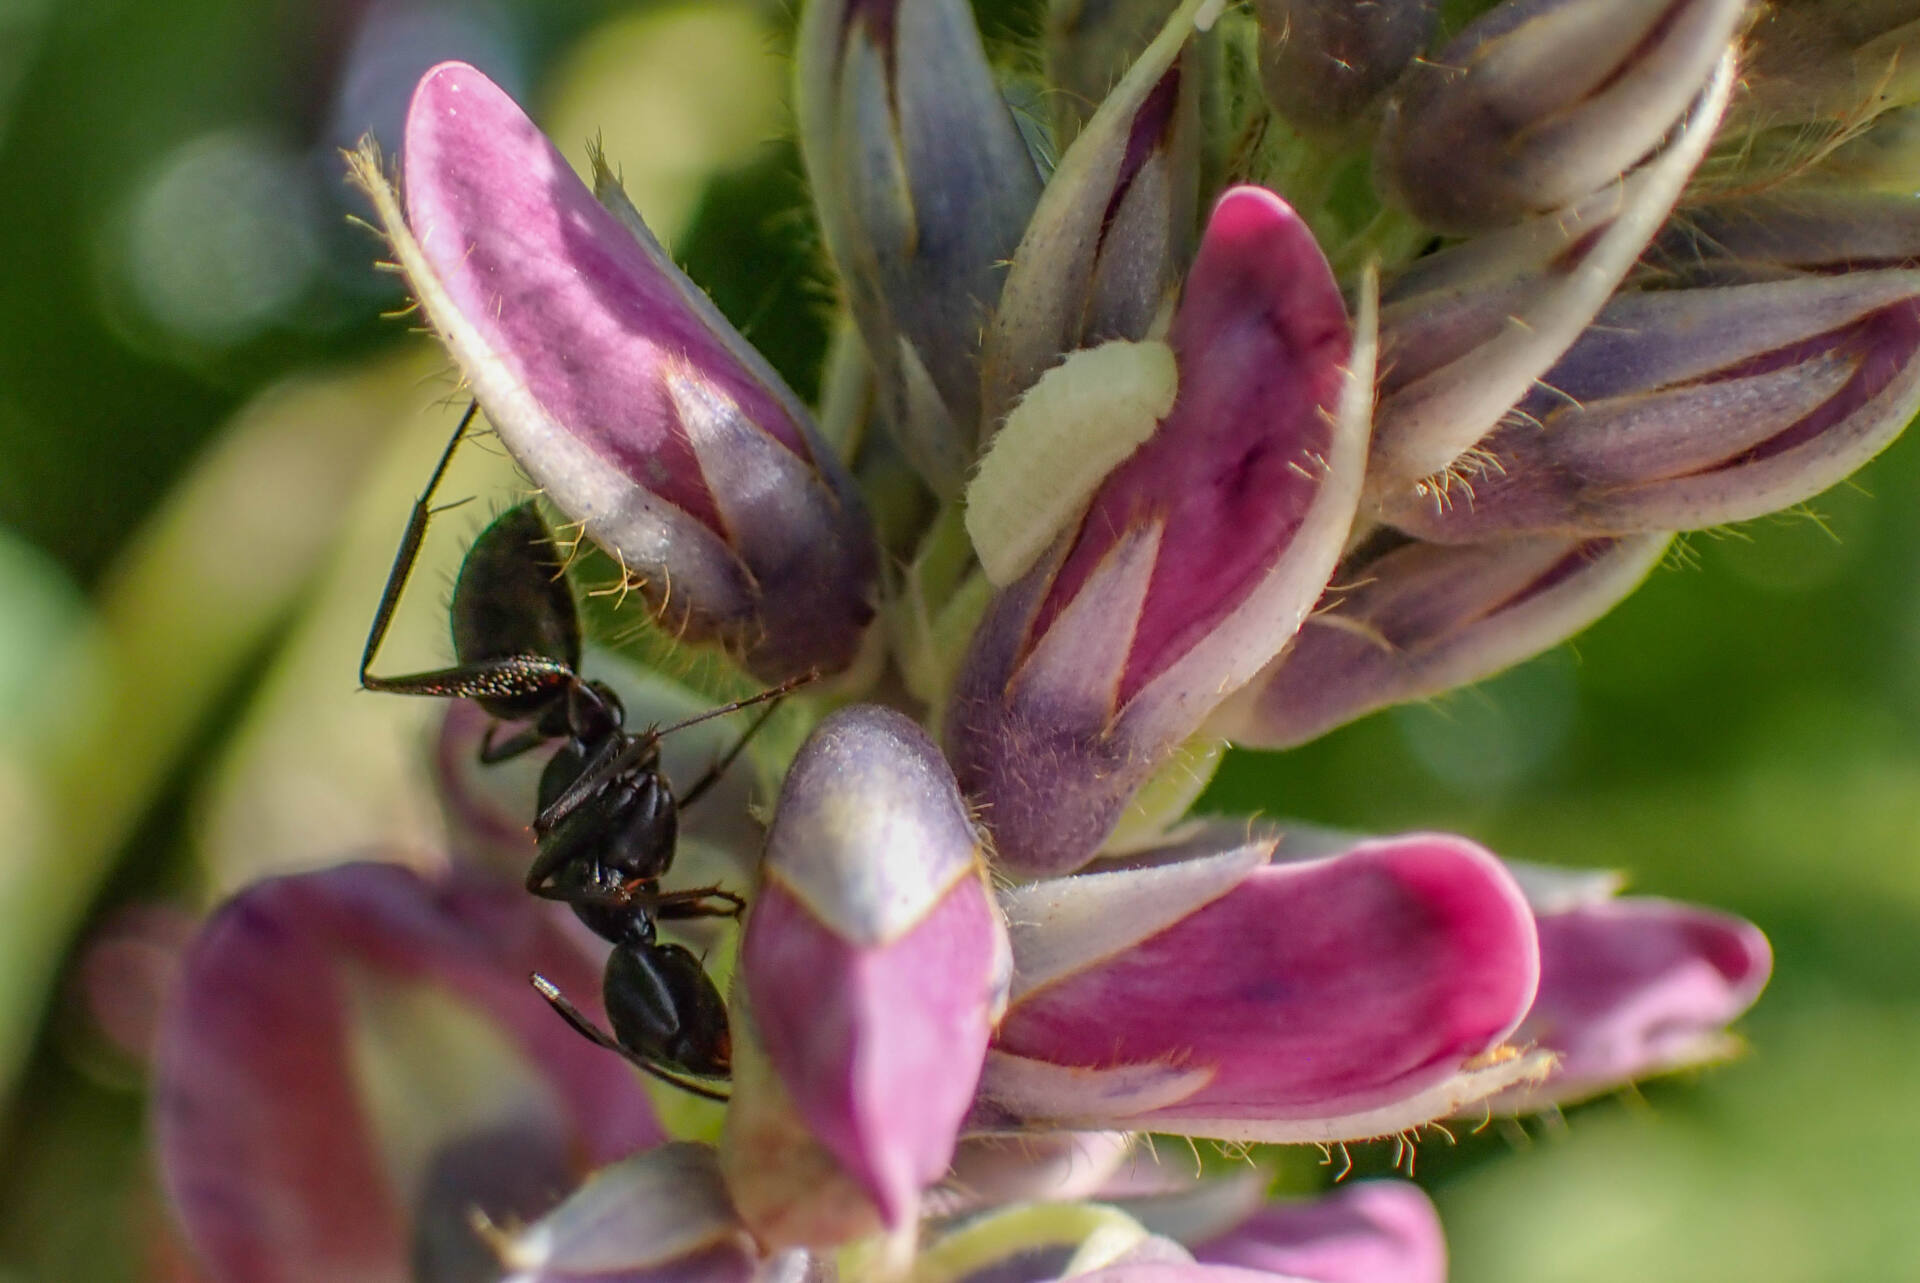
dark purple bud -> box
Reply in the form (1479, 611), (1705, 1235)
(352, 63), (877, 683)
(796, 0), (1045, 493)
(981, 0), (1208, 433)
(1377, 0), (1747, 233)
(1650, 192), (1920, 283)
(1215, 533), (1670, 749)
(1369, 57), (1731, 490)
(153, 863), (662, 1283)
(1379, 271), (1920, 540)
(1255, 0), (1437, 130)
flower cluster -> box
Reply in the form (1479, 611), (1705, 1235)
(125, 0), (1920, 1278)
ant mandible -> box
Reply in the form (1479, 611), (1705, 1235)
(358, 402), (808, 1101)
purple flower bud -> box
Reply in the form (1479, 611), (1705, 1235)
(1651, 192), (1920, 282)
(975, 832), (1545, 1140)
(1377, 0), (1747, 233)
(1489, 896), (1771, 1113)
(929, 1133), (1137, 1218)
(949, 187), (1370, 877)
(917, 1198), (1201, 1283)
(1045, 0), (1212, 142)
(1190, 1181), (1446, 1283)
(795, 0), (1044, 493)
(152, 863), (662, 1283)
(493, 1142), (760, 1283)
(725, 707), (1010, 1246)
(980, 0), (1206, 433)
(1255, 0), (1437, 131)
(1378, 271), (1920, 541)
(351, 62), (876, 683)
(1214, 532), (1670, 750)
(1369, 56), (1731, 490)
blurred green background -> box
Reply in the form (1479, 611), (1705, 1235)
(1, 0), (1917, 1279)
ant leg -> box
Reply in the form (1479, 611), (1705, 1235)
(649, 886), (747, 920)
(360, 401), (479, 688)
(529, 974), (730, 1103)
(478, 720), (549, 765)
(678, 700), (784, 811)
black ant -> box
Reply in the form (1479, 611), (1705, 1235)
(359, 403), (808, 1101)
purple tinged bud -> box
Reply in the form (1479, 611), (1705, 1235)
(928, 1133), (1138, 1218)
(726, 707), (1010, 1245)
(352, 63), (876, 683)
(1190, 1182), (1447, 1283)
(980, 0), (1207, 433)
(1651, 192), (1920, 282)
(976, 833), (1545, 1140)
(1377, 0), (1747, 233)
(153, 863), (663, 1283)
(796, 0), (1044, 494)
(1213, 532), (1671, 749)
(1369, 55), (1731, 490)
(1378, 271), (1920, 540)
(1489, 897), (1771, 1113)
(949, 187), (1370, 877)
(1255, 0), (1438, 131)
(494, 1143), (759, 1283)
(1046, 0), (1216, 142)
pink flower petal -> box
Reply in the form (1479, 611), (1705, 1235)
(153, 863), (661, 1283)
(1193, 1181), (1446, 1283)
(987, 835), (1539, 1135)
(1495, 897), (1771, 1110)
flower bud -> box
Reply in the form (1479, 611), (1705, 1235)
(725, 707), (1010, 1247)
(1180, 1180), (1446, 1283)
(351, 62), (877, 683)
(918, 1201), (1199, 1283)
(1369, 54), (1730, 491)
(1651, 192), (1920, 283)
(950, 187), (1371, 877)
(796, 0), (1044, 494)
(1489, 893), (1771, 1113)
(1255, 0), (1437, 131)
(494, 1143), (761, 1283)
(1046, 0), (1221, 143)
(980, 0), (1207, 433)
(1377, 0), (1747, 233)
(975, 831), (1546, 1140)
(153, 863), (663, 1283)
(1378, 271), (1920, 541)
(1212, 532), (1671, 750)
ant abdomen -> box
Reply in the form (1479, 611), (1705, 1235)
(606, 942), (733, 1078)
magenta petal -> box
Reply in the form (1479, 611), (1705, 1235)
(153, 863), (662, 1283)
(392, 62), (875, 680)
(949, 186), (1364, 876)
(991, 835), (1538, 1129)
(743, 876), (1001, 1226)
(1193, 1182), (1446, 1283)
(402, 62), (805, 521)
(1498, 898), (1771, 1109)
